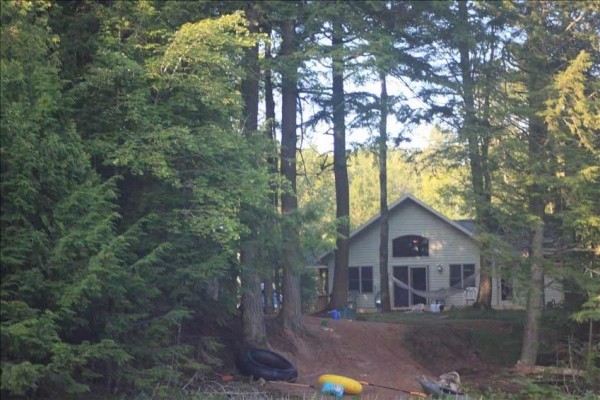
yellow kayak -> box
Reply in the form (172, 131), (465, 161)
(317, 374), (363, 394)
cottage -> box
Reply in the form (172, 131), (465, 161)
(315, 193), (563, 312)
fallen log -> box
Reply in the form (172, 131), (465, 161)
(515, 363), (586, 378)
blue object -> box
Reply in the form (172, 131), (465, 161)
(330, 310), (340, 320)
(341, 307), (356, 319)
(321, 382), (344, 397)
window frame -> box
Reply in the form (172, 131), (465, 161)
(392, 235), (429, 257)
(449, 263), (476, 289)
(348, 266), (374, 294)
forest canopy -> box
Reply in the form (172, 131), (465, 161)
(1, 1), (598, 398)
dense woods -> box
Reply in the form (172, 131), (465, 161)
(1, 1), (598, 398)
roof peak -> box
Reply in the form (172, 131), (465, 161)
(316, 193), (473, 263)
(350, 193), (473, 239)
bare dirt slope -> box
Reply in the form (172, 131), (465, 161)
(262, 316), (510, 399)
(266, 316), (444, 398)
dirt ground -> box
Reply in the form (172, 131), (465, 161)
(262, 315), (518, 399)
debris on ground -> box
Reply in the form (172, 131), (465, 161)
(319, 319), (334, 332)
(417, 371), (475, 399)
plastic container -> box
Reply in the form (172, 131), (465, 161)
(321, 382), (344, 397)
(330, 310), (340, 320)
(341, 307), (356, 319)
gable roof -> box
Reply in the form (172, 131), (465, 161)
(316, 193), (474, 264)
(354, 193), (473, 240)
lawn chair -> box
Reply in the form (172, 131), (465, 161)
(347, 290), (359, 310)
(464, 287), (478, 304)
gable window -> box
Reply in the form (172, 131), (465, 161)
(392, 235), (429, 257)
(449, 264), (476, 289)
(348, 266), (373, 293)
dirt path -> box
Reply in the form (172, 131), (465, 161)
(267, 316), (434, 398)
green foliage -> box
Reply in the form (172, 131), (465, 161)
(1, 1), (131, 395)
(298, 139), (470, 234)
(1, 361), (44, 395)
(160, 11), (264, 112)
(572, 295), (600, 324)
(470, 325), (522, 367)
(2, 1), (271, 397)
(2, 0), (598, 397)
(544, 51), (600, 153)
(482, 381), (597, 400)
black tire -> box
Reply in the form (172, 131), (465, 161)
(236, 348), (297, 382)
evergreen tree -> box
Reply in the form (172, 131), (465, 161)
(508, 1), (600, 365)
(1, 1), (130, 395)
(277, 3), (305, 334)
(377, 73), (392, 312)
(3, 1), (270, 395)
(239, 1), (269, 349)
(328, 10), (351, 311)
(408, 0), (511, 310)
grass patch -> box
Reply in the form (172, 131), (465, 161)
(357, 308), (525, 324)
(355, 311), (443, 323)
(444, 308), (524, 322)
(469, 324), (522, 366)
(359, 308), (524, 368)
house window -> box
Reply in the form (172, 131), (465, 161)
(348, 266), (373, 293)
(449, 264), (476, 289)
(501, 278), (512, 301)
(392, 235), (429, 257)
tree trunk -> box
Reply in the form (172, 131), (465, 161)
(239, 3), (267, 348)
(520, 86), (548, 366)
(240, 246), (268, 348)
(263, 25), (277, 315)
(240, 6), (259, 135)
(263, 273), (275, 315)
(519, 4), (550, 364)
(457, 1), (492, 310)
(378, 73), (391, 312)
(279, 18), (304, 334)
(520, 204), (545, 364)
(328, 17), (350, 311)
(264, 30), (276, 145)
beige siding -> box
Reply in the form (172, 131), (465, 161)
(327, 201), (480, 311)
(321, 197), (562, 312)
(348, 223), (380, 309)
(491, 264), (500, 307)
(491, 265), (563, 309)
(386, 202), (479, 309)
